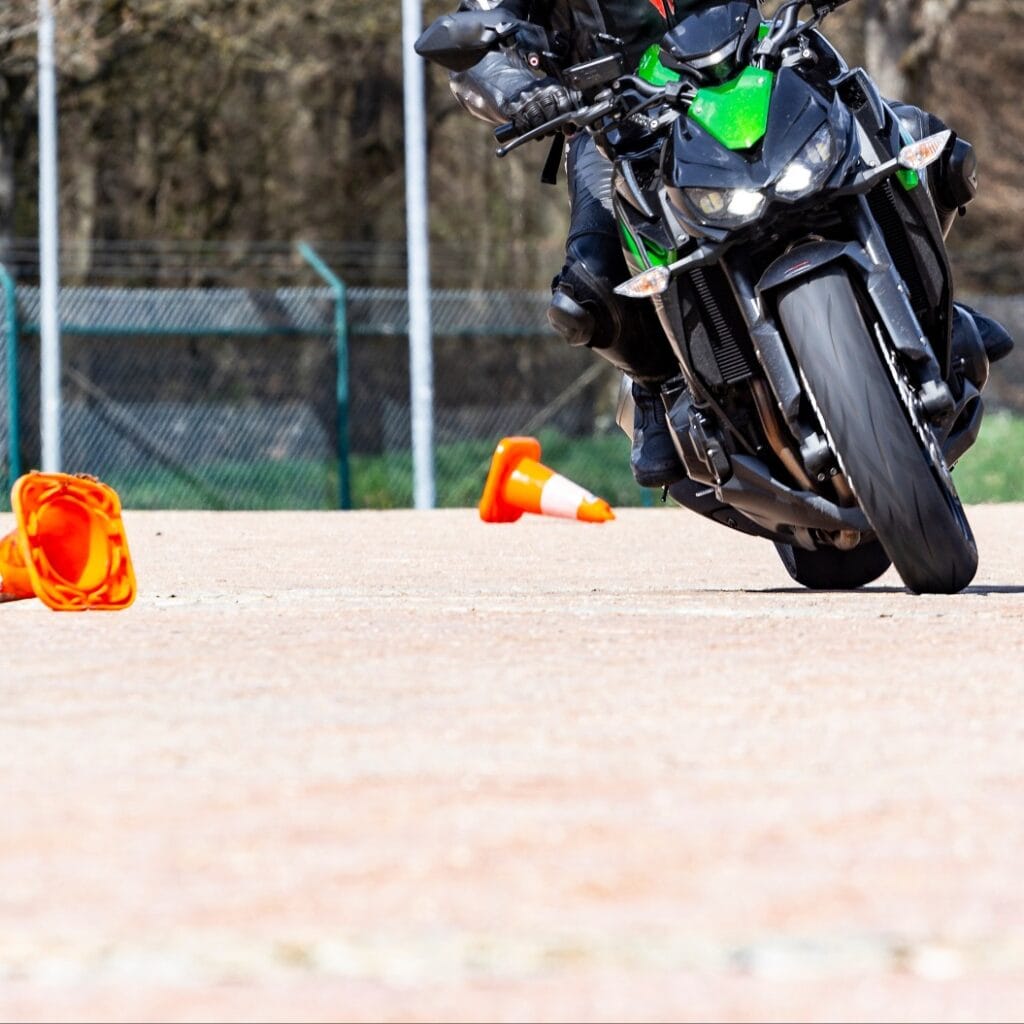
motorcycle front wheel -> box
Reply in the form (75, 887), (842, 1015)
(776, 267), (977, 594)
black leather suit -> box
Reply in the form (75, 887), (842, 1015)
(450, 0), (694, 385)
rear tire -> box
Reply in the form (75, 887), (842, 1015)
(774, 539), (892, 590)
(777, 268), (977, 594)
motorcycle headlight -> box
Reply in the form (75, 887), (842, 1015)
(774, 125), (835, 199)
(684, 186), (766, 227)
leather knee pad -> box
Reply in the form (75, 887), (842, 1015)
(951, 304), (989, 393)
(549, 258), (679, 385)
(549, 258), (624, 350)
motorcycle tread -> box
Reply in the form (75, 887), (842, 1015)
(777, 267), (978, 594)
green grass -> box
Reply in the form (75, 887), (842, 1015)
(952, 409), (1024, 503)
(99, 458), (339, 510)
(3, 412), (1021, 511)
(349, 429), (645, 509)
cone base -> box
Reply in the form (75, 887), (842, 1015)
(577, 498), (615, 523)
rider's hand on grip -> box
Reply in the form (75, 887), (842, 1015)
(506, 78), (577, 135)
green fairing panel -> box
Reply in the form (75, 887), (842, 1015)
(689, 67), (774, 151)
(637, 44), (680, 86)
(619, 221), (675, 269)
(643, 238), (676, 266)
(895, 125), (921, 191)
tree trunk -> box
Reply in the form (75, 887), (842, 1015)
(62, 115), (99, 284)
(863, 0), (916, 101)
(863, 0), (972, 105)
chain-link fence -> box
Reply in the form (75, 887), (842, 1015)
(6, 283), (343, 510)
(2, 239), (1019, 512)
(0, 248), (635, 510)
(344, 287), (627, 508)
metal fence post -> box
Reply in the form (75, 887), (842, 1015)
(298, 242), (351, 510)
(0, 263), (21, 490)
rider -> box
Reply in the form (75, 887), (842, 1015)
(443, 0), (1014, 486)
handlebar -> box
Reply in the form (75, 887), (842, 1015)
(494, 122), (519, 146)
(493, 77), (685, 158)
(494, 96), (620, 157)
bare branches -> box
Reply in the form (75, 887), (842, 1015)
(901, 0), (972, 78)
(0, 21), (37, 47)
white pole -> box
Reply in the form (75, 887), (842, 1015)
(38, 0), (61, 472)
(401, 0), (435, 508)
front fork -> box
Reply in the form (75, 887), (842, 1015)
(726, 195), (961, 461)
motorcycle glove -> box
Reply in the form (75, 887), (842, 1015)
(506, 79), (577, 135)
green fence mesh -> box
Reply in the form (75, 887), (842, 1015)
(0, 259), (633, 510)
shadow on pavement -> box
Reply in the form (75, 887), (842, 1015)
(734, 584), (1024, 595)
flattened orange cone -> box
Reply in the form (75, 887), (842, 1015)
(0, 472), (136, 610)
(0, 529), (33, 601)
(479, 436), (615, 523)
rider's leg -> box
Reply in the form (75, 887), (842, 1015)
(547, 133), (685, 487)
(890, 102), (1014, 370)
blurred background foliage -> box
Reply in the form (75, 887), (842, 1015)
(0, 0), (1020, 507)
(0, 0), (1021, 292)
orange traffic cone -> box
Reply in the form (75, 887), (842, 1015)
(0, 472), (136, 610)
(479, 436), (615, 523)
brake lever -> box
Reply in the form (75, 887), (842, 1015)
(494, 97), (618, 157)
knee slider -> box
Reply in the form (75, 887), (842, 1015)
(548, 288), (596, 347)
(549, 260), (622, 351)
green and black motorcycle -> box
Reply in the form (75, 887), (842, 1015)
(418, 0), (988, 594)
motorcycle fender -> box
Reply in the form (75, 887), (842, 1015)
(756, 240), (871, 296)
(755, 238), (942, 378)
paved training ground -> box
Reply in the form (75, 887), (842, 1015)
(2, 505), (1023, 1022)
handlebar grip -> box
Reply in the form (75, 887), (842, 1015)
(494, 122), (519, 144)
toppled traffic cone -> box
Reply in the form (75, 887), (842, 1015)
(479, 436), (615, 523)
(0, 472), (136, 610)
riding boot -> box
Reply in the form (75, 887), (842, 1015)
(955, 302), (1014, 365)
(630, 380), (686, 487)
(548, 267), (685, 488)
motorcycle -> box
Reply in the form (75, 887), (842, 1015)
(417, 0), (987, 593)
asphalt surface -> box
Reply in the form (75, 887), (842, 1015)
(2, 505), (1023, 1021)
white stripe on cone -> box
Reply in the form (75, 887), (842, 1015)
(539, 473), (598, 519)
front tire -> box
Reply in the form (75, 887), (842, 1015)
(777, 268), (977, 594)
